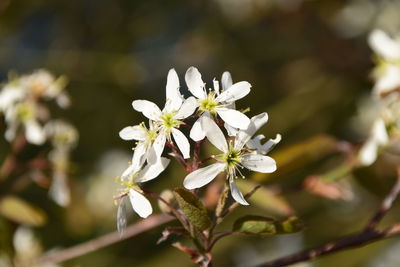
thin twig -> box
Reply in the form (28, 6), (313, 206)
(365, 167), (400, 231)
(205, 185), (261, 252)
(258, 170), (400, 267)
(142, 189), (190, 232)
(37, 214), (174, 265)
(257, 224), (400, 267)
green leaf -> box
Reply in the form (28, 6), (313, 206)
(233, 215), (277, 234)
(277, 216), (303, 234)
(173, 188), (211, 231)
(0, 196), (47, 226)
(233, 215), (303, 235)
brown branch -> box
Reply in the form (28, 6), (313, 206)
(258, 169), (400, 267)
(37, 214), (174, 265)
(258, 224), (400, 267)
(365, 168), (400, 231)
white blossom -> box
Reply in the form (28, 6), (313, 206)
(185, 67), (251, 141)
(131, 69), (197, 161)
(118, 156), (170, 218)
(183, 113), (278, 205)
(369, 29), (400, 96)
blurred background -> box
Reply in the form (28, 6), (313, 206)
(1, 0), (400, 266)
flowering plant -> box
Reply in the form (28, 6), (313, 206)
(115, 67), (298, 265)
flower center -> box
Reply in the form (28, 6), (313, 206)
(223, 148), (242, 168)
(160, 112), (181, 132)
(198, 92), (219, 114)
(16, 103), (34, 122)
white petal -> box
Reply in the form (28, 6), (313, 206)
(224, 123), (238, 137)
(121, 164), (137, 180)
(216, 108), (250, 130)
(229, 178), (249, 205)
(216, 81), (251, 103)
(369, 29), (400, 60)
(175, 96), (198, 119)
(132, 100), (162, 121)
(235, 112), (269, 150)
(242, 153), (277, 173)
(372, 119), (389, 145)
(25, 120), (46, 145)
(190, 117), (206, 141)
(185, 67), (206, 99)
(119, 126), (146, 141)
(172, 128), (191, 159)
(201, 114), (228, 152)
(148, 131), (166, 163)
(49, 173), (70, 207)
(165, 68), (183, 112)
(373, 65), (400, 96)
(129, 189), (153, 218)
(183, 163), (225, 189)
(117, 199), (127, 237)
(358, 139), (378, 166)
(137, 157), (170, 183)
(221, 71), (233, 91)
(131, 142), (147, 171)
(213, 78), (220, 95)
(247, 134), (281, 155)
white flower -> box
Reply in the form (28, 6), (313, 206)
(45, 120), (79, 207)
(183, 113), (277, 205)
(118, 156), (170, 218)
(20, 69), (70, 108)
(185, 67), (251, 141)
(131, 69), (197, 161)
(368, 29), (400, 96)
(4, 102), (46, 145)
(358, 118), (389, 166)
(119, 120), (160, 167)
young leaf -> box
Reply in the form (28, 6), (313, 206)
(276, 216), (303, 234)
(0, 196), (47, 226)
(173, 188), (211, 231)
(233, 215), (303, 235)
(233, 215), (277, 234)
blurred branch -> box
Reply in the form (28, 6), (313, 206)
(37, 214), (174, 265)
(257, 168), (400, 267)
(0, 132), (26, 180)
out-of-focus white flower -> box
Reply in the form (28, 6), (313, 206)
(358, 118), (389, 166)
(185, 67), (251, 141)
(369, 29), (400, 96)
(45, 120), (79, 206)
(4, 102), (46, 145)
(131, 69), (197, 161)
(183, 113), (278, 205)
(20, 69), (70, 108)
(0, 70), (72, 145)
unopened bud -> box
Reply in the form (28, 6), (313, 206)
(158, 190), (175, 214)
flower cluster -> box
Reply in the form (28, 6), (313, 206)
(117, 67), (280, 222)
(358, 30), (400, 165)
(0, 70), (78, 206)
(0, 69), (70, 145)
